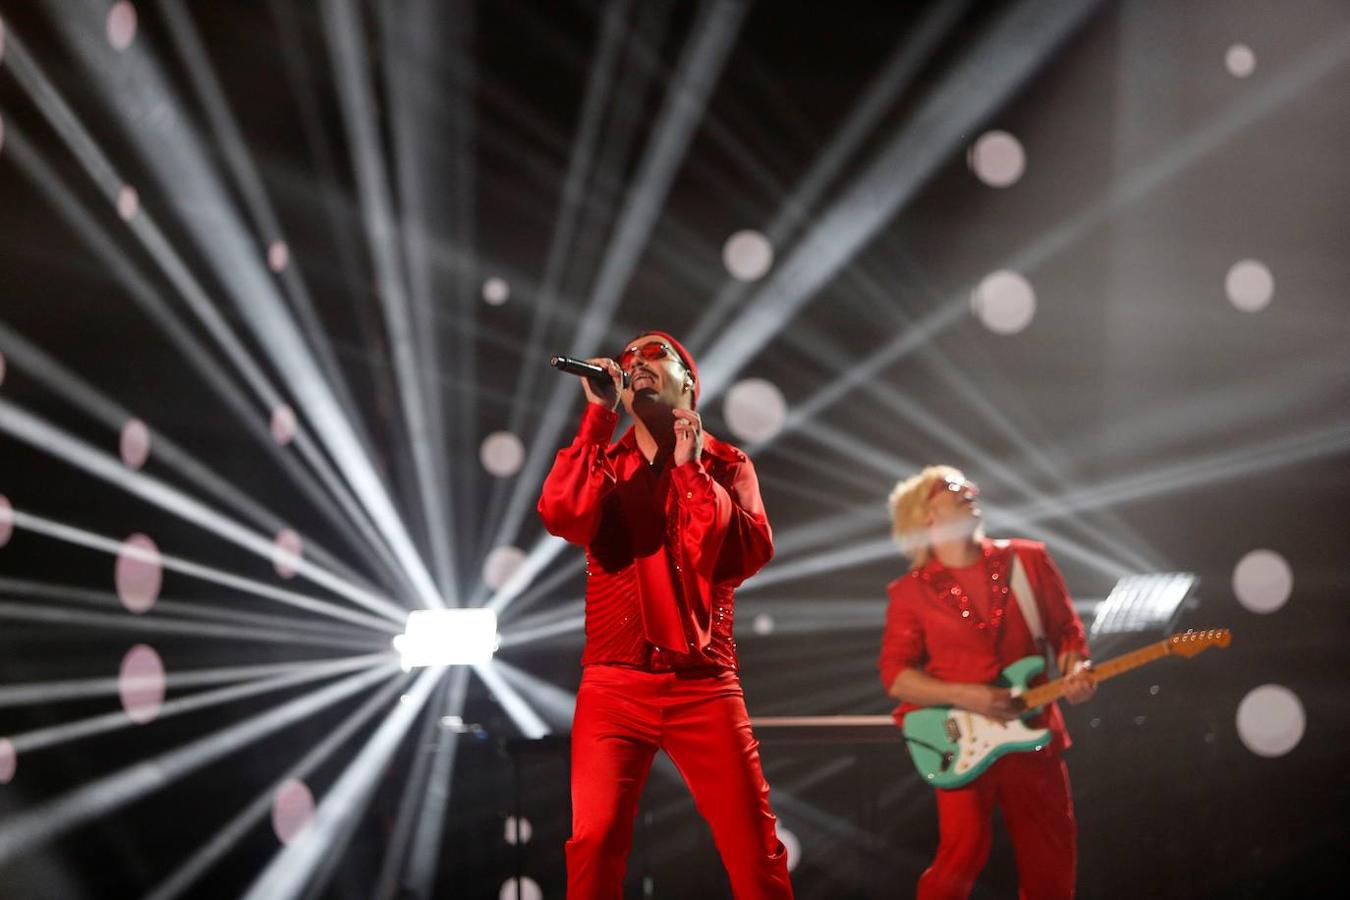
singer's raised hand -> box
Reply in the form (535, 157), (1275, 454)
(672, 408), (703, 466)
(581, 357), (623, 410)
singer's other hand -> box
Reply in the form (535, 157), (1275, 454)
(672, 408), (703, 466)
(581, 357), (623, 409)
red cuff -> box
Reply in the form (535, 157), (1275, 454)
(577, 404), (619, 445)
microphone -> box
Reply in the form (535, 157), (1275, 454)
(551, 355), (630, 389)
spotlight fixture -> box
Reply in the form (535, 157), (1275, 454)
(393, 609), (499, 669)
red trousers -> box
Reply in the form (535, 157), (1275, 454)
(567, 664), (794, 899)
(918, 749), (1076, 900)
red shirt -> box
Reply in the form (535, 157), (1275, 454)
(878, 538), (1090, 749)
(537, 404), (773, 672)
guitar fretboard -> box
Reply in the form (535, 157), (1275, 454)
(1021, 639), (1172, 709)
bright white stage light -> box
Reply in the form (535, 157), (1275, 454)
(1089, 572), (1196, 637)
(393, 609), (499, 669)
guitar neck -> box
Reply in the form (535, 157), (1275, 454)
(1021, 639), (1172, 709)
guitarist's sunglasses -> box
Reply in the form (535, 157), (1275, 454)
(929, 477), (979, 501)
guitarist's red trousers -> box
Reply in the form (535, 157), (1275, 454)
(566, 664), (794, 899)
(919, 749), (1076, 900)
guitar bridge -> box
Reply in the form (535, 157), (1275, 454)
(944, 718), (961, 743)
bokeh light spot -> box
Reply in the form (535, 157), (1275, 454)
(504, 816), (533, 845)
(107, 2), (138, 51)
(119, 418), (151, 470)
(0, 495), (13, 548)
(1225, 259), (1274, 312)
(119, 644), (166, 724)
(482, 277), (510, 306)
(724, 378), (787, 444)
(971, 270), (1036, 334)
(268, 240), (289, 273)
(1226, 43), (1256, 78)
(480, 431), (525, 477)
(0, 738), (15, 784)
(271, 404), (297, 446)
(723, 230), (774, 282)
(272, 778), (316, 845)
(969, 130), (1026, 188)
(1236, 684), (1305, 757)
(752, 613), (774, 636)
(483, 546), (526, 592)
(117, 184), (139, 221)
(115, 533), (162, 614)
(1232, 549), (1293, 614)
(499, 879), (542, 900)
(273, 529), (304, 580)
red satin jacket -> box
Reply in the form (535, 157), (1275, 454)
(537, 404), (773, 672)
(878, 538), (1090, 750)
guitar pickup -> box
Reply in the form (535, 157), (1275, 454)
(944, 718), (961, 742)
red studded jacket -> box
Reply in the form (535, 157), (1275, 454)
(878, 538), (1091, 750)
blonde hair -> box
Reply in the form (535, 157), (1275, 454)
(888, 465), (972, 570)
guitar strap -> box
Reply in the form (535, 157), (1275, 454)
(999, 540), (1059, 679)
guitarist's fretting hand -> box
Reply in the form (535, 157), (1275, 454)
(957, 685), (1026, 722)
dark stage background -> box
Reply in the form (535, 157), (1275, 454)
(1, 1), (1347, 897)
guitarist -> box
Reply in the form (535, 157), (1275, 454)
(878, 466), (1096, 900)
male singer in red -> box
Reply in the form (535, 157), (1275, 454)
(879, 466), (1095, 900)
(538, 331), (794, 899)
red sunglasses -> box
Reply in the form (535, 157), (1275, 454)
(928, 477), (979, 501)
(618, 340), (679, 371)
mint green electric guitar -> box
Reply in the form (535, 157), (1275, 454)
(903, 629), (1231, 788)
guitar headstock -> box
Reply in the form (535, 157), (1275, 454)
(1167, 628), (1231, 657)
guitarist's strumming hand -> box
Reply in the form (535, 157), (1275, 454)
(957, 684), (1026, 722)
(1058, 652), (1096, 705)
